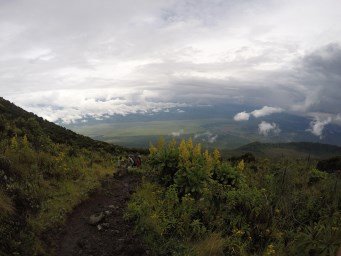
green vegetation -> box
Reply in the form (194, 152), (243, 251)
(0, 98), (123, 255)
(126, 138), (341, 255)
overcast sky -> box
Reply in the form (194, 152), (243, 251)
(0, 0), (340, 127)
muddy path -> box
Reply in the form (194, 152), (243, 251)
(54, 174), (146, 256)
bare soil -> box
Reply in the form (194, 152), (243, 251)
(54, 173), (146, 256)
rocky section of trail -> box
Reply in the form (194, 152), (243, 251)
(55, 174), (146, 256)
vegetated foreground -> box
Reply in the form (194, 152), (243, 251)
(126, 138), (341, 255)
(0, 97), (127, 255)
(56, 173), (145, 256)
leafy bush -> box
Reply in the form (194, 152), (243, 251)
(0, 190), (14, 216)
(0, 155), (11, 173)
(126, 138), (341, 255)
(213, 162), (244, 188)
(149, 138), (179, 186)
(317, 156), (341, 173)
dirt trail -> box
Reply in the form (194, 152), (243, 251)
(55, 174), (146, 256)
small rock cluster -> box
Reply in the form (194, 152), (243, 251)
(88, 205), (119, 231)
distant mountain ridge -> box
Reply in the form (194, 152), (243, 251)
(231, 141), (341, 159)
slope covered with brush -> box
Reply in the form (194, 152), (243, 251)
(0, 97), (122, 255)
(126, 139), (340, 255)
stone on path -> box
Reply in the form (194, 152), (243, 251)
(88, 212), (104, 225)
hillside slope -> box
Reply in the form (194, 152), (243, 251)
(0, 97), (124, 154)
(0, 97), (126, 255)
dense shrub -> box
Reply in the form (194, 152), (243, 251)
(126, 139), (341, 255)
(228, 152), (256, 164)
(317, 156), (341, 173)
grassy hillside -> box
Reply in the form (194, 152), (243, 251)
(0, 97), (126, 255)
(0, 97), (125, 154)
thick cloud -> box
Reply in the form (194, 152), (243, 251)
(306, 113), (341, 138)
(290, 44), (341, 114)
(258, 121), (281, 136)
(9, 89), (187, 124)
(251, 106), (283, 118)
(307, 118), (331, 138)
(234, 106), (283, 121)
(0, 0), (340, 124)
(233, 111), (250, 121)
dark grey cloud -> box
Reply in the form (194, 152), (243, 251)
(292, 44), (341, 114)
(302, 43), (341, 75)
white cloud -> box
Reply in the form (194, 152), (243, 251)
(307, 116), (332, 138)
(234, 106), (283, 121)
(258, 121), (281, 136)
(8, 89), (187, 124)
(251, 106), (283, 118)
(233, 111), (250, 121)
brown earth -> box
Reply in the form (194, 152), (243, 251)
(54, 173), (146, 256)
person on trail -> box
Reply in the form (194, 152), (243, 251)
(128, 154), (142, 168)
(115, 154), (142, 177)
(128, 154), (135, 167)
(135, 154), (142, 167)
